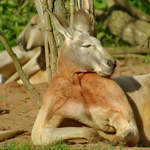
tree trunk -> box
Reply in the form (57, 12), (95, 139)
(34, 0), (67, 80)
(34, 0), (95, 80)
(53, 0), (67, 52)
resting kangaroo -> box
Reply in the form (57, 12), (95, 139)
(31, 11), (139, 146)
(113, 74), (150, 145)
(0, 46), (44, 84)
(17, 15), (44, 50)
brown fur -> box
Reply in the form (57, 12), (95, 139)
(32, 71), (139, 146)
(31, 10), (138, 146)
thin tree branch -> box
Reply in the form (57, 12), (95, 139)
(70, 0), (75, 28)
(34, 0), (45, 24)
(0, 32), (41, 102)
(81, 0), (95, 34)
(16, 0), (29, 14)
(106, 46), (150, 55)
(46, 0), (57, 77)
(53, 0), (66, 50)
(34, 0), (52, 82)
(110, 0), (150, 22)
(44, 28), (52, 83)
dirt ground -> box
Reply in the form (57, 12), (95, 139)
(1, 57), (150, 149)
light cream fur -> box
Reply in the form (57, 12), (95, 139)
(113, 74), (150, 145)
(0, 47), (42, 84)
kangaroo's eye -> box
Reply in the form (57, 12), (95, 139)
(82, 44), (91, 48)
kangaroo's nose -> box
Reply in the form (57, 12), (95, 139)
(107, 59), (116, 69)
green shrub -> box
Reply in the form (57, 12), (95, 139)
(127, 0), (150, 14)
(0, 142), (70, 150)
(0, 0), (149, 51)
(0, 0), (36, 51)
(94, 0), (107, 10)
(94, 0), (150, 47)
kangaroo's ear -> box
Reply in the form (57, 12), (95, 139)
(48, 10), (72, 39)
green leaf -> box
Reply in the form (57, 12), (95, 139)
(0, 95), (6, 99)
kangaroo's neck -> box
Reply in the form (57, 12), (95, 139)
(56, 47), (81, 79)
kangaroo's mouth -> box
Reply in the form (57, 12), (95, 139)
(95, 69), (115, 77)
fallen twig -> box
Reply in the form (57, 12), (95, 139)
(0, 130), (25, 142)
(0, 110), (9, 115)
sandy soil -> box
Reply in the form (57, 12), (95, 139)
(0, 57), (150, 149)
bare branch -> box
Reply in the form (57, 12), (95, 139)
(0, 32), (41, 102)
(0, 130), (25, 142)
(77, 0), (81, 9)
(81, 0), (95, 34)
(34, 0), (45, 24)
(5, 49), (41, 84)
(115, 0), (150, 22)
(46, 0), (57, 77)
(108, 0), (150, 22)
(106, 46), (150, 55)
(16, 0), (29, 14)
(34, 0), (52, 82)
(70, 0), (75, 28)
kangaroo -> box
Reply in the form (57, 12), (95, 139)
(0, 7), (95, 85)
(31, 11), (139, 146)
(113, 73), (150, 146)
(0, 46), (42, 83)
(17, 15), (44, 50)
(17, 9), (93, 51)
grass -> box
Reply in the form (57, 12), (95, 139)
(0, 142), (69, 150)
(0, 142), (124, 150)
(0, 143), (33, 150)
(0, 95), (6, 100)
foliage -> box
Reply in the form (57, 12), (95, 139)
(0, 142), (122, 150)
(143, 54), (150, 63)
(127, 0), (150, 14)
(94, 0), (150, 47)
(95, 19), (129, 47)
(0, 0), (36, 51)
(94, 0), (107, 10)
(94, 0), (150, 14)
(0, 142), (32, 150)
(94, 0), (129, 47)
(0, 142), (69, 150)
(0, 0), (150, 51)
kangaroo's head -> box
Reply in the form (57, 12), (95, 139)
(17, 15), (44, 50)
(50, 10), (116, 77)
